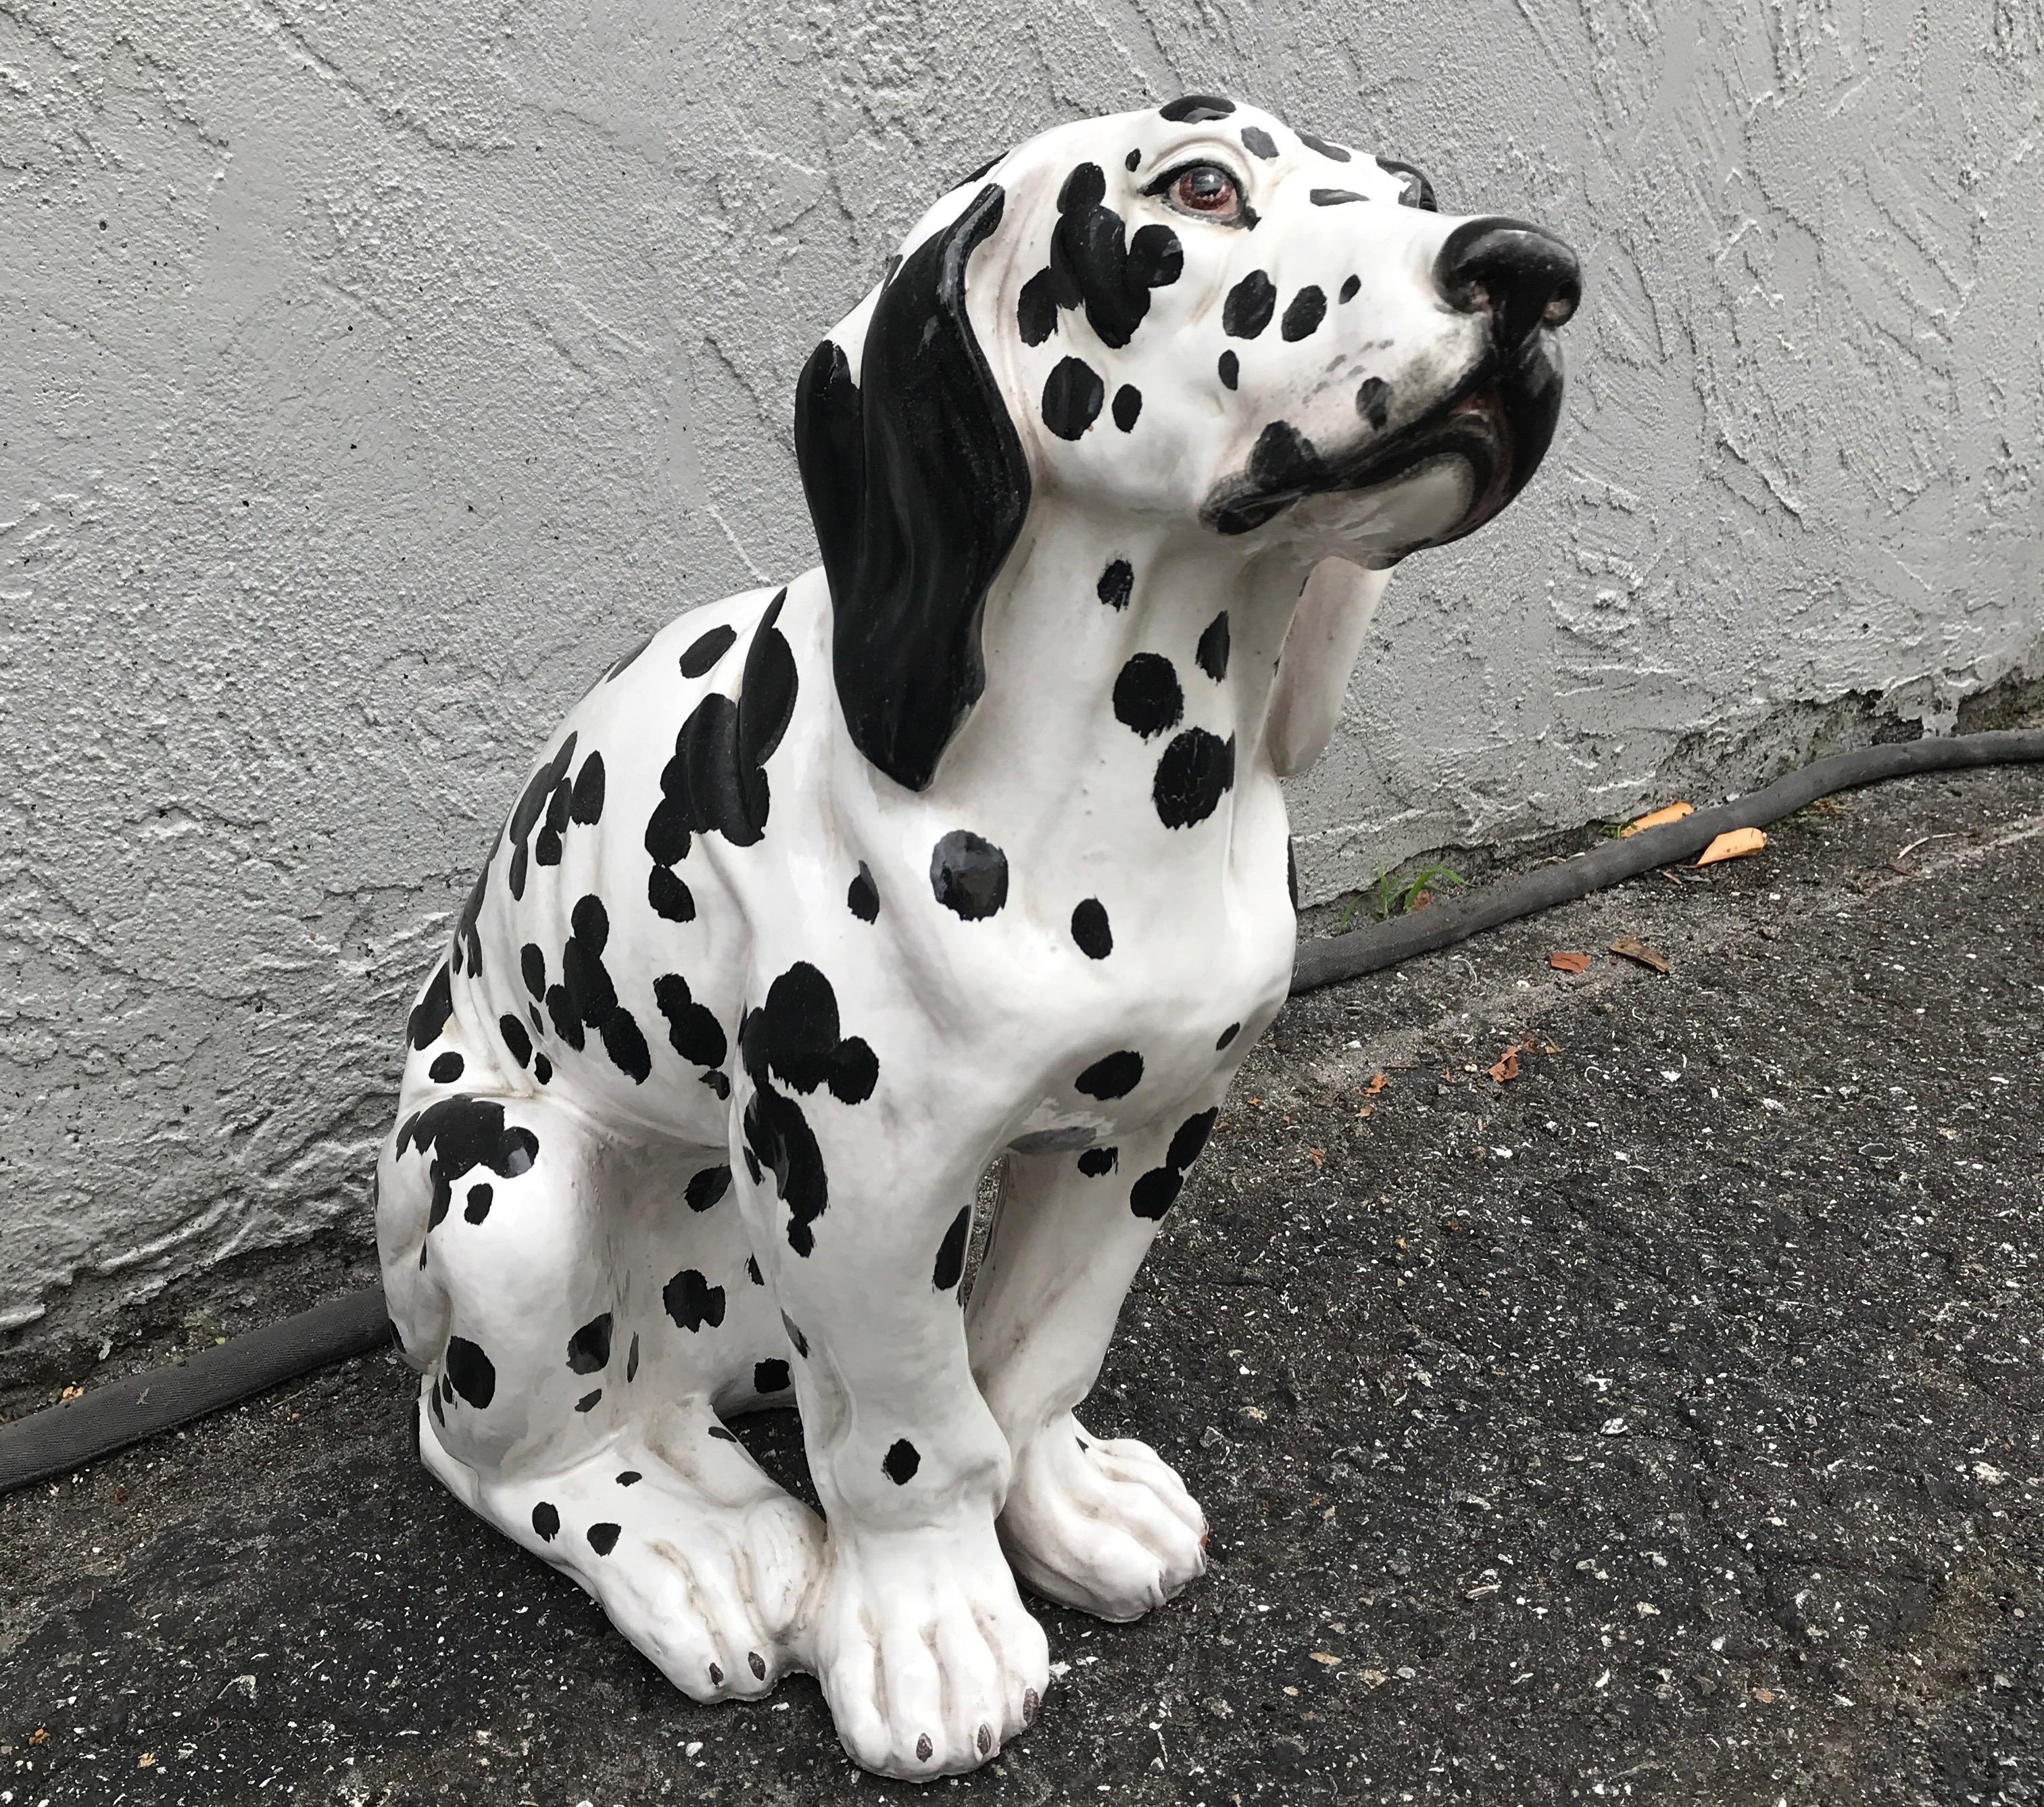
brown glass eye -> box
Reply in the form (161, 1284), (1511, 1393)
(1169, 164), (1242, 221)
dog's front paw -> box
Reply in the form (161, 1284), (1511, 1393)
(810, 1520), (1048, 1778)
(998, 1416), (1207, 1620)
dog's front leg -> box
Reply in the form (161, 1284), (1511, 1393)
(967, 1107), (1223, 1623)
(731, 973), (1046, 1779)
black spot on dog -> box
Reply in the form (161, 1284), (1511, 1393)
(781, 1310), (808, 1358)
(1129, 1166), (1184, 1219)
(1310, 188), (1365, 206)
(1300, 131), (1350, 162)
(741, 964), (879, 1103)
(1223, 270), (1276, 339)
(444, 1337), (495, 1408)
(740, 964), (879, 1256)
(533, 1052), (553, 1085)
(398, 1097), (538, 1231)
(1071, 898), (1113, 959)
(500, 732), (578, 904)
(1075, 1050), (1144, 1099)
(618, 1468), (641, 1485)
(883, 1439), (923, 1483)
(570, 751), (606, 826)
(1130, 1105), (1218, 1221)
(1217, 1020), (1240, 1050)
(747, 1255), (764, 1286)
(686, 1165), (732, 1212)
(1217, 349), (1239, 390)
(1240, 125), (1279, 159)
(1124, 147), (1141, 170)
(429, 1051), (464, 1085)
(464, 1183), (493, 1224)
(587, 1522), (621, 1556)
(1159, 94), (1235, 122)
(1287, 841), (1299, 910)
(1098, 558), (1134, 610)
(702, 1069), (729, 1099)
(848, 862), (879, 922)
(1046, 162), (1184, 351)
(520, 944), (546, 1000)
(930, 830), (1010, 920)
(555, 895), (652, 1083)
(663, 1268), (727, 1333)
(1042, 356), (1104, 439)
(1017, 270), (1058, 346)
(1077, 1146), (1118, 1177)
(532, 1501), (560, 1541)
(626, 1333), (639, 1382)
(408, 964), (454, 1051)
(754, 1358), (792, 1393)
(1282, 285), (1327, 341)
(1196, 612), (1231, 681)
(744, 1149), (762, 1185)
(1112, 385), (1142, 431)
(567, 1312), (613, 1375)
(429, 1383), (445, 1427)
(679, 622), (739, 678)
(646, 593), (798, 905)
(452, 845), (493, 980)
(932, 1206), (971, 1291)
(707, 1425), (738, 1443)
(653, 972), (727, 1074)
(1113, 653), (1183, 739)
(1168, 1106), (1219, 1170)
(1154, 728), (1236, 828)
(1061, 162), (1106, 212)
(1208, 420), (1333, 535)
(498, 1014), (533, 1068)
(1340, 274), (1361, 303)
(648, 866), (697, 922)
(1357, 376), (1392, 429)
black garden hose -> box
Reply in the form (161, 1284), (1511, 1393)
(1292, 726), (2044, 991)
(4, 726), (2041, 1496)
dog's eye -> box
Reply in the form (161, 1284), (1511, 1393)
(1165, 163), (1244, 222)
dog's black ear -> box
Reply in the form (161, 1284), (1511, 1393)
(794, 183), (1031, 793)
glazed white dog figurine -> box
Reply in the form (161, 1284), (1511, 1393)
(377, 93), (1578, 1779)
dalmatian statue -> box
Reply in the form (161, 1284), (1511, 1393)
(377, 93), (1579, 1778)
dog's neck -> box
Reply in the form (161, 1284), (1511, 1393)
(922, 500), (1312, 857)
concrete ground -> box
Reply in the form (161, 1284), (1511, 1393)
(3, 763), (2040, 1807)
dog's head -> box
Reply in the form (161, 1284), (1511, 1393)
(796, 95), (1581, 791)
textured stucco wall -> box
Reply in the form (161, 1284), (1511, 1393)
(3, 0), (2041, 1345)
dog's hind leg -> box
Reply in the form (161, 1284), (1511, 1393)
(376, 1041), (821, 1702)
(965, 1110), (1222, 1623)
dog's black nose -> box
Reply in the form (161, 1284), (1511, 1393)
(1436, 218), (1582, 351)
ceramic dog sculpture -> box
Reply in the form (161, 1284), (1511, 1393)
(377, 93), (1579, 1779)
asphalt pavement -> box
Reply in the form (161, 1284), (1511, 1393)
(3, 762), (2039, 1807)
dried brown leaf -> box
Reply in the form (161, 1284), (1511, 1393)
(1622, 801), (1695, 837)
(1697, 826), (1767, 866)
(1609, 935), (1671, 974)
(1548, 950), (1590, 974)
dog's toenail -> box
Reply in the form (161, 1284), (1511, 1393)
(748, 1650), (766, 1679)
(915, 1733), (933, 1762)
(1023, 1687), (1040, 1725)
(977, 1723), (993, 1754)
(708, 1662), (724, 1687)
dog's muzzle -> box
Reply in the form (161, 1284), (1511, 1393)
(1202, 216), (1581, 550)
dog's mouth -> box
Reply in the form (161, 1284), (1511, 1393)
(1200, 333), (1566, 551)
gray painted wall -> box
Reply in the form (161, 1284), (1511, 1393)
(4, 0), (2040, 1345)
